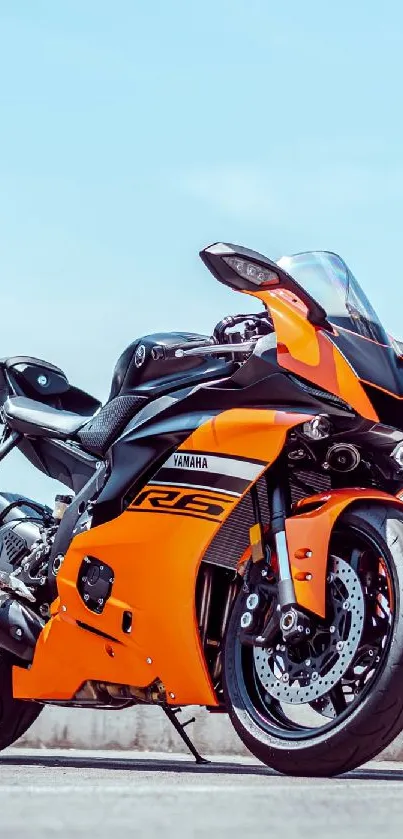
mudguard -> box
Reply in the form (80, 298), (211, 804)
(287, 488), (403, 617)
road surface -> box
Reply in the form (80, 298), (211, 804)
(1, 749), (403, 838)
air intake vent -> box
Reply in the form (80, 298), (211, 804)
(202, 476), (269, 570)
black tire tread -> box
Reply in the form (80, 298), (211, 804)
(223, 503), (403, 776)
(0, 653), (42, 750)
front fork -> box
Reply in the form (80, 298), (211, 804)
(242, 479), (310, 645)
(270, 485), (296, 610)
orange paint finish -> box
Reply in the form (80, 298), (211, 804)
(287, 488), (403, 617)
(181, 408), (313, 462)
(13, 408), (309, 705)
(246, 288), (378, 422)
(14, 505), (222, 704)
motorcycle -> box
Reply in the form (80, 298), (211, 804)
(0, 242), (403, 776)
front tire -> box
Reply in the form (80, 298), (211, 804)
(0, 653), (42, 749)
(223, 503), (403, 776)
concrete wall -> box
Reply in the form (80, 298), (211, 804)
(16, 705), (403, 760)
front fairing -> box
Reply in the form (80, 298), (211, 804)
(199, 243), (403, 424)
(276, 250), (403, 405)
(331, 327), (403, 397)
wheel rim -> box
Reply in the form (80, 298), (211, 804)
(234, 522), (396, 741)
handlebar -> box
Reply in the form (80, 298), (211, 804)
(151, 311), (273, 364)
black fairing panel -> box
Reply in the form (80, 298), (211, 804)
(2, 357), (100, 416)
(18, 437), (98, 493)
(109, 332), (234, 399)
(331, 331), (403, 398)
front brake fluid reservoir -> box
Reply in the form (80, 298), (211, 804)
(53, 494), (74, 521)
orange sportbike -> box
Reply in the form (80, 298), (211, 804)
(1, 244), (403, 776)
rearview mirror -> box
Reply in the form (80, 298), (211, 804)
(200, 242), (329, 327)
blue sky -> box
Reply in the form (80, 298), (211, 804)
(0, 0), (402, 502)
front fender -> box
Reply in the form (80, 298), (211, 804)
(287, 488), (403, 618)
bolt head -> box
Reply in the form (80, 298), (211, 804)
(246, 593), (259, 611)
(146, 657), (152, 664)
(311, 672), (319, 681)
(329, 625), (336, 634)
(282, 673), (289, 682)
(240, 611), (253, 629)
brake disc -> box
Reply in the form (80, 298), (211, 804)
(253, 556), (365, 705)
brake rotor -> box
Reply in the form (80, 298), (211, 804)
(253, 556), (365, 705)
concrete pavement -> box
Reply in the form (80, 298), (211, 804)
(1, 749), (403, 838)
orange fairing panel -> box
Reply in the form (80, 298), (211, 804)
(13, 408), (310, 705)
(287, 488), (403, 618)
(248, 288), (378, 422)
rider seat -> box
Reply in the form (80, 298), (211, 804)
(2, 333), (234, 458)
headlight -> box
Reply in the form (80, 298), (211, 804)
(222, 256), (279, 286)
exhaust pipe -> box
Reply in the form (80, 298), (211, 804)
(0, 596), (44, 661)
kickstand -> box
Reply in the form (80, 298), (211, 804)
(163, 706), (210, 764)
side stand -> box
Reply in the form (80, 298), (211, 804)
(163, 706), (210, 765)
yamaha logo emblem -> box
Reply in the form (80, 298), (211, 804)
(135, 344), (146, 368)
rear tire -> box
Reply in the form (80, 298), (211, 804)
(0, 653), (42, 750)
(223, 503), (403, 776)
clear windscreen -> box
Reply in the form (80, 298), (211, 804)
(277, 251), (389, 346)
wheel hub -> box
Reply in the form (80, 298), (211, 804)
(253, 556), (365, 704)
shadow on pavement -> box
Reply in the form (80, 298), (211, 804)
(0, 753), (276, 776)
(0, 752), (403, 780)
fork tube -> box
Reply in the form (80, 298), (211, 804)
(270, 484), (296, 609)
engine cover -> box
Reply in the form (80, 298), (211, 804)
(0, 494), (53, 604)
(77, 556), (114, 614)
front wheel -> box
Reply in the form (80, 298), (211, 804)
(223, 503), (403, 776)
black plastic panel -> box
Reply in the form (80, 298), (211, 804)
(109, 332), (234, 400)
(77, 557), (114, 614)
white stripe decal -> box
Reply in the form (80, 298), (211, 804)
(163, 452), (264, 482)
(153, 480), (242, 497)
